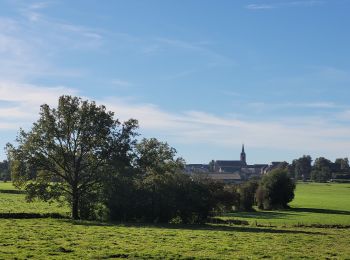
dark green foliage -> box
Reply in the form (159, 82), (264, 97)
(107, 172), (237, 224)
(311, 157), (333, 182)
(7, 95), (138, 220)
(237, 180), (259, 211)
(256, 169), (295, 210)
(334, 158), (349, 171)
(332, 173), (350, 180)
(292, 155), (312, 180)
(106, 138), (237, 223)
(0, 212), (66, 219)
(5, 95), (239, 222)
(0, 160), (10, 181)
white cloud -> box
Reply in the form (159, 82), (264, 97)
(0, 1), (104, 82)
(1, 83), (350, 160)
(246, 4), (275, 10)
(246, 0), (325, 10)
(248, 101), (340, 110)
(111, 79), (133, 88)
(101, 97), (350, 156)
(156, 38), (234, 65)
(0, 81), (77, 128)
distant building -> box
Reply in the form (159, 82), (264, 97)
(185, 145), (268, 183)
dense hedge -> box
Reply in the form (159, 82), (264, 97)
(106, 173), (238, 224)
(0, 213), (66, 219)
(256, 169), (295, 210)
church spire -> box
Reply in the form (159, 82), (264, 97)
(240, 144), (246, 165)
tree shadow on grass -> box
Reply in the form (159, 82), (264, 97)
(227, 207), (350, 220)
(226, 211), (296, 220)
(288, 207), (350, 215)
(66, 220), (325, 235)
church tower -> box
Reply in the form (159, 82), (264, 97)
(240, 144), (246, 165)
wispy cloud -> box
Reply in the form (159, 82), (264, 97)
(1, 83), (350, 160)
(248, 101), (341, 110)
(110, 79), (133, 89)
(102, 97), (350, 156)
(246, 0), (325, 10)
(246, 4), (275, 10)
(0, 1), (104, 81)
(156, 38), (233, 65)
(0, 81), (77, 128)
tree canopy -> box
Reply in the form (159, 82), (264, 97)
(292, 155), (312, 180)
(7, 95), (138, 219)
(256, 169), (295, 210)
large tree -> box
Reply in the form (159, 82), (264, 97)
(7, 95), (138, 219)
(311, 157), (333, 182)
(292, 155), (312, 180)
(334, 158), (349, 171)
(0, 160), (10, 181)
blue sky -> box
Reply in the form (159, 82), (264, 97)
(0, 0), (350, 164)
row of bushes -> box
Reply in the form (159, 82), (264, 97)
(89, 168), (294, 223)
(0, 213), (66, 219)
(7, 96), (295, 223)
(12, 167), (294, 223)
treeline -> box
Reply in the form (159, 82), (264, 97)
(4, 96), (235, 223)
(275, 155), (350, 183)
(0, 160), (10, 181)
(5, 95), (295, 223)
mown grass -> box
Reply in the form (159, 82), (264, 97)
(1, 181), (350, 259)
(223, 182), (350, 226)
(0, 218), (349, 259)
(0, 182), (69, 216)
(0, 181), (17, 190)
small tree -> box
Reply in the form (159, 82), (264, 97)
(238, 179), (259, 211)
(256, 169), (295, 210)
(0, 160), (10, 182)
(292, 155), (312, 180)
(106, 138), (238, 224)
(311, 157), (332, 182)
(334, 158), (349, 171)
(7, 95), (138, 219)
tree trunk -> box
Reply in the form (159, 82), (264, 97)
(72, 185), (79, 220)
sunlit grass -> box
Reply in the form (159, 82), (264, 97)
(223, 182), (350, 226)
(0, 181), (16, 190)
(1, 181), (350, 258)
(0, 218), (349, 259)
(0, 182), (69, 216)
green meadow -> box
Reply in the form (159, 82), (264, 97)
(1, 218), (349, 259)
(223, 182), (350, 226)
(0, 182), (349, 259)
(0, 182), (69, 216)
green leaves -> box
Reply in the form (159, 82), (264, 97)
(257, 169), (296, 210)
(7, 95), (138, 219)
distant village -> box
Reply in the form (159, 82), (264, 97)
(185, 145), (284, 183)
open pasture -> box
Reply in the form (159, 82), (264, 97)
(224, 182), (350, 226)
(0, 218), (349, 259)
(0, 182), (350, 259)
(0, 182), (69, 216)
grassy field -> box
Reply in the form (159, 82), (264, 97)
(0, 182), (17, 190)
(223, 182), (350, 226)
(0, 218), (349, 259)
(0, 181), (349, 259)
(0, 182), (69, 216)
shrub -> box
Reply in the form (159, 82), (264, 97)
(106, 172), (238, 224)
(256, 169), (295, 210)
(237, 180), (259, 211)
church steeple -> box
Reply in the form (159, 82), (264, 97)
(240, 144), (246, 165)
